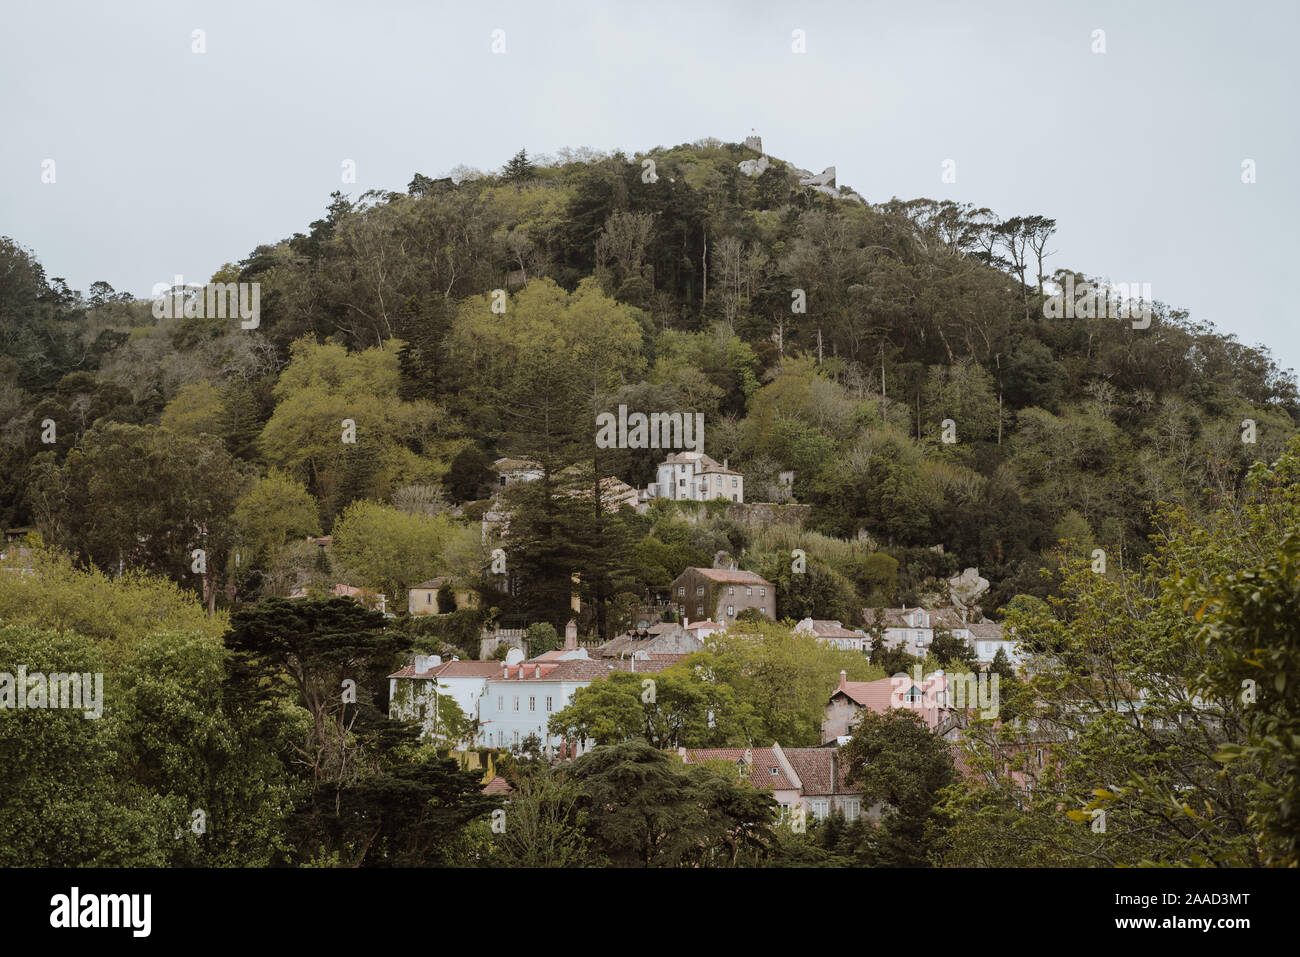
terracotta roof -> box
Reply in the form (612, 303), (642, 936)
(606, 654), (689, 674)
(387, 659), (502, 679)
(804, 620), (863, 639)
(835, 676), (897, 710)
(781, 749), (863, 796)
(684, 619), (718, 631)
(411, 578), (447, 590)
(488, 659), (615, 682)
(688, 568), (773, 586)
(681, 747), (795, 790)
(482, 776), (514, 795)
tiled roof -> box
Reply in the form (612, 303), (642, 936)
(411, 578), (447, 590)
(835, 676), (897, 710)
(662, 451), (719, 467)
(482, 776), (514, 795)
(387, 659), (502, 679)
(806, 620), (863, 639)
(606, 654), (689, 674)
(781, 749), (863, 796)
(688, 568), (773, 586)
(488, 659), (615, 682)
(684, 619), (718, 631)
(494, 457), (542, 472)
(681, 748), (795, 790)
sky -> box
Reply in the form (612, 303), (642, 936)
(2, 0), (1296, 373)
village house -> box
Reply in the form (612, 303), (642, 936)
(408, 577), (480, 616)
(821, 669), (952, 743)
(596, 620), (704, 659)
(477, 626), (615, 755)
(869, 606), (1023, 667)
(671, 566), (775, 626)
(793, 618), (868, 652)
(387, 656), (501, 742)
(493, 457), (543, 488)
(684, 618), (721, 641)
(645, 451), (744, 503)
(679, 744), (871, 823)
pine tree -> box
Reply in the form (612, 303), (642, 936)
(501, 148), (535, 184)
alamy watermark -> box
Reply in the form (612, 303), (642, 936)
(595, 404), (704, 452)
(1043, 275), (1151, 329)
(151, 275), (260, 328)
(0, 667), (104, 719)
(892, 665), (999, 719)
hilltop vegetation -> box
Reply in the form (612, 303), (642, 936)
(0, 137), (1295, 626)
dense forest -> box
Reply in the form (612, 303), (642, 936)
(2, 136), (1294, 632)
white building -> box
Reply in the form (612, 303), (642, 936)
(480, 653), (615, 755)
(645, 451), (743, 503)
(794, 618), (868, 652)
(387, 656), (502, 742)
(872, 607), (1024, 668)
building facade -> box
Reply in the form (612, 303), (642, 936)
(671, 567), (775, 626)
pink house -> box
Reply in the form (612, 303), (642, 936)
(821, 670), (951, 743)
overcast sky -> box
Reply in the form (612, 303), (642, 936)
(3, 0), (1295, 374)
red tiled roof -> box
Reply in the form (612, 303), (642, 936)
(681, 748), (794, 790)
(387, 659), (502, 679)
(482, 776), (514, 795)
(689, 568), (773, 586)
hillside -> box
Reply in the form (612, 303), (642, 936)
(0, 135), (1296, 623)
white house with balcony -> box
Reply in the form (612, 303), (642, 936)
(644, 451), (743, 503)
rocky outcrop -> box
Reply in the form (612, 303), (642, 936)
(738, 155), (770, 177)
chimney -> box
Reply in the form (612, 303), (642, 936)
(723, 458), (728, 470)
(564, 619), (578, 650)
(683, 616), (689, 629)
(838, 670), (847, 692)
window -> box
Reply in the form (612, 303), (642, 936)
(843, 798), (861, 822)
(513, 696), (519, 712)
(546, 696), (553, 712)
(1036, 749), (1044, 767)
(513, 730), (519, 748)
(759, 588), (765, 597)
(499, 476), (507, 486)
(529, 696), (536, 712)
(696, 604), (704, 615)
(497, 695), (503, 713)
(679, 478), (686, 488)
(728, 586), (734, 595)
(745, 587), (752, 597)
(726, 605), (734, 617)
(426, 592), (432, 604)
(769, 767), (779, 776)
(811, 799), (829, 821)
(696, 586), (704, 596)
(731, 477), (738, 487)
(678, 586), (685, 596)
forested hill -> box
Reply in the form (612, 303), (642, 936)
(0, 136), (1295, 617)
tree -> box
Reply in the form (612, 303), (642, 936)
(235, 470), (322, 570)
(30, 422), (246, 612)
(567, 740), (776, 867)
(527, 621), (560, 655)
(330, 500), (458, 600)
(501, 149), (536, 184)
(841, 709), (954, 866)
(928, 626), (975, 669)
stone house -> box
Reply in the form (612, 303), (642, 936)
(671, 567), (774, 626)
(408, 577), (480, 616)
